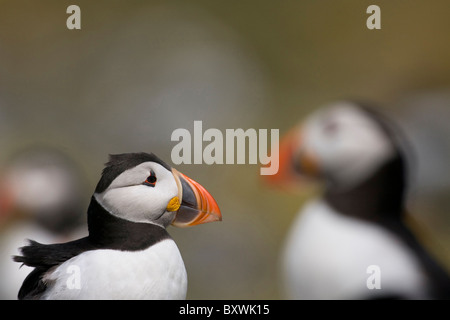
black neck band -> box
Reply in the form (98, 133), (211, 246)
(87, 197), (171, 251)
(324, 155), (406, 223)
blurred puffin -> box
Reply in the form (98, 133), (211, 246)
(13, 152), (221, 299)
(270, 101), (450, 299)
(0, 147), (87, 300)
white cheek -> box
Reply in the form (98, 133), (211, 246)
(95, 180), (179, 225)
(332, 133), (394, 187)
(305, 116), (396, 188)
(96, 186), (166, 223)
(108, 167), (148, 189)
(155, 178), (179, 200)
(94, 162), (179, 225)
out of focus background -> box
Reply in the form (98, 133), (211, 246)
(1, 1), (450, 299)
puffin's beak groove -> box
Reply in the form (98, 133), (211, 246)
(171, 169), (221, 228)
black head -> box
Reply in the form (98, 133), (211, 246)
(95, 153), (171, 194)
(273, 100), (414, 219)
(92, 152), (221, 228)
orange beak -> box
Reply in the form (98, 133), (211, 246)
(171, 169), (222, 227)
(264, 126), (319, 191)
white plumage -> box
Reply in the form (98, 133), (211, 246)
(42, 239), (187, 300)
(14, 153), (221, 300)
(281, 200), (429, 299)
(273, 101), (450, 299)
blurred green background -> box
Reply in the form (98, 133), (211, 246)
(1, 0), (450, 299)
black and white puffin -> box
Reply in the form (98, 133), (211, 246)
(13, 152), (221, 299)
(269, 101), (450, 299)
(0, 147), (87, 300)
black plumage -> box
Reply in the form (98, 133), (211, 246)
(279, 101), (450, 299)
(324, 155), (450, 299)
(330, 105), (450, 299)
(95, 153), (171, 194)
(14, 197), (171, 299)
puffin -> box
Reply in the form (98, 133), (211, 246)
(269, 101), (450, 299)
(0, 147), (87, 300)
(13, 152), (221, 300)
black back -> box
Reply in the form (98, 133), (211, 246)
(14, 197), (171, 299)
(324, 104), (450, 299)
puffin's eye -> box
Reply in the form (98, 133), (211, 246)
(143, 170), (157, 187)
(322, 119), (339, 136)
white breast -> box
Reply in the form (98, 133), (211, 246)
(281, 200), (430, 299)
(0, 222), (87, 300)
(41, 239), (187, 300)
